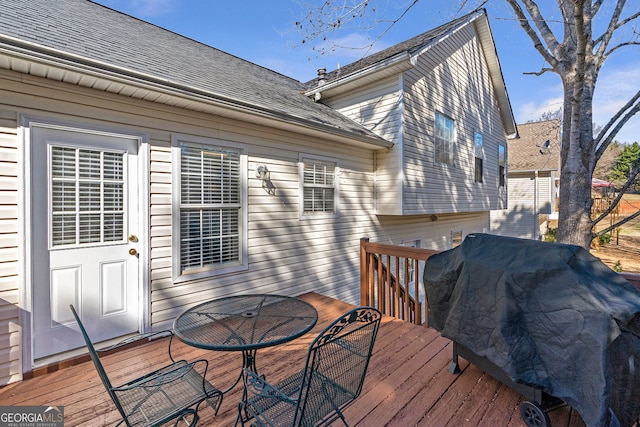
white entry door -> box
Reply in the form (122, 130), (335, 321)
(31, 125), (140, 360)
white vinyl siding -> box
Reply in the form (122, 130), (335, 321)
(300, 156), (338, 217)
(324, 77), (404, 215)
(0, 112), (20, 385)
(491, 173), (536, 239)
(490, 171), (553, 239)
(172, 136), (246, 282)
(402, 25), (508, 215)
(325, 25), (509, 216)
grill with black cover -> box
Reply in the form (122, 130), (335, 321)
(423, 233), (640, 427)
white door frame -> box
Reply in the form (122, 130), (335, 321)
(19, 116), (150, 373)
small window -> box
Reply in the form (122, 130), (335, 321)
(300, 155), (339, 217)
(435, 112), (455, 165)
(173, 135), (246, 281)
(498, 144), (506, 187)
(474, 132), (483, 183)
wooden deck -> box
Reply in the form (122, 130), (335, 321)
(0, 293), (586, 426)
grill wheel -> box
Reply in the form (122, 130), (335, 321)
(520, 400), (550, 427)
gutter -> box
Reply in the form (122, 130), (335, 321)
(0, 36), (393, 150)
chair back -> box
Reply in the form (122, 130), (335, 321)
(69, 305), (117, 403)
(296, 307), (381, 426)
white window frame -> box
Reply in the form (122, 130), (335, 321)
(299, 154), (340, 219)
(171, 134), (247, 283)
(435, 112), (456, 166)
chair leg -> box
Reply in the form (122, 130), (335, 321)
(337, 409), (349, 426)
(234, 403), (245, 427)
(206, 393), (223, 415)
(175, 408), (198, 426)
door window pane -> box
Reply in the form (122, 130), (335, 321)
(50, 146), (125, 246)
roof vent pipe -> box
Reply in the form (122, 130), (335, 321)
(317, 68), (327, 86)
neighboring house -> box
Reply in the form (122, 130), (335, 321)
(491, 120), (561, 239)
(0, 0), (515, 384)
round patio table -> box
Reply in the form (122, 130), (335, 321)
(173, 294), (318, 393)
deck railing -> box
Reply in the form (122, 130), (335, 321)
(621, 272), (640, 290)
(359, 237), (640, 326)
(359, 237), (439, 326)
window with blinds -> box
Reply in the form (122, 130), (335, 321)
(50, 146), (125, 247)
(301, 157), (338, 216)
(435, 112), (456, 166)
(179, 142), (242, 275)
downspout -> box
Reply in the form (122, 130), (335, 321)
(534, 171), (539, 240)
(373, 151), (378, 213)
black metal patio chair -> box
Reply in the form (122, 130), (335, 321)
(69, 305), (223, 426)
(236, 306), (382, 427)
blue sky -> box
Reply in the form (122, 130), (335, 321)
(93, 0), (639, 144)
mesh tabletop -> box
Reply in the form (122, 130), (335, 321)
(173, 295), (318, 351)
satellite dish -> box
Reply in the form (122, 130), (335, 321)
(537, 140), (551, 154)
(536, 140), (551, 148)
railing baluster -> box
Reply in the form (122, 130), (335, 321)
(360, 238), (439, 326)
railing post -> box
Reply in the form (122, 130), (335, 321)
(360, 237), (370, 306)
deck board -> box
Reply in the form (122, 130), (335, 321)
(0, 292), (586, 426)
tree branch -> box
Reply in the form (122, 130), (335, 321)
(592, 162), (640, 227)
(523, 67), (555, 76)
(594, 208), (640, 238)
(595, 89), (640, 161)
(604, 41), (640, 58)
(504, 0), (560, 70)
(593, 0), (627, 64)
(592, 0), (605, 16)
(595, 8), (640, 46)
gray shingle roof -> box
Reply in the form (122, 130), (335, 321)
(304, 12), (477, 88)
(508, 120), (561, 172)
(0, 0), (386, 143)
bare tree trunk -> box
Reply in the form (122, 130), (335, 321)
(557, 80), (595, 248)
(555, 1), (597, 248)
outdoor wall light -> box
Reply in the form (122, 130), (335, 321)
(256, 164), (269, 181)
(255, 164), (276, 195)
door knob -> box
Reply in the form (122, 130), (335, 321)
(128, 234), (138, 242)
(129, 248), (137, 256)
